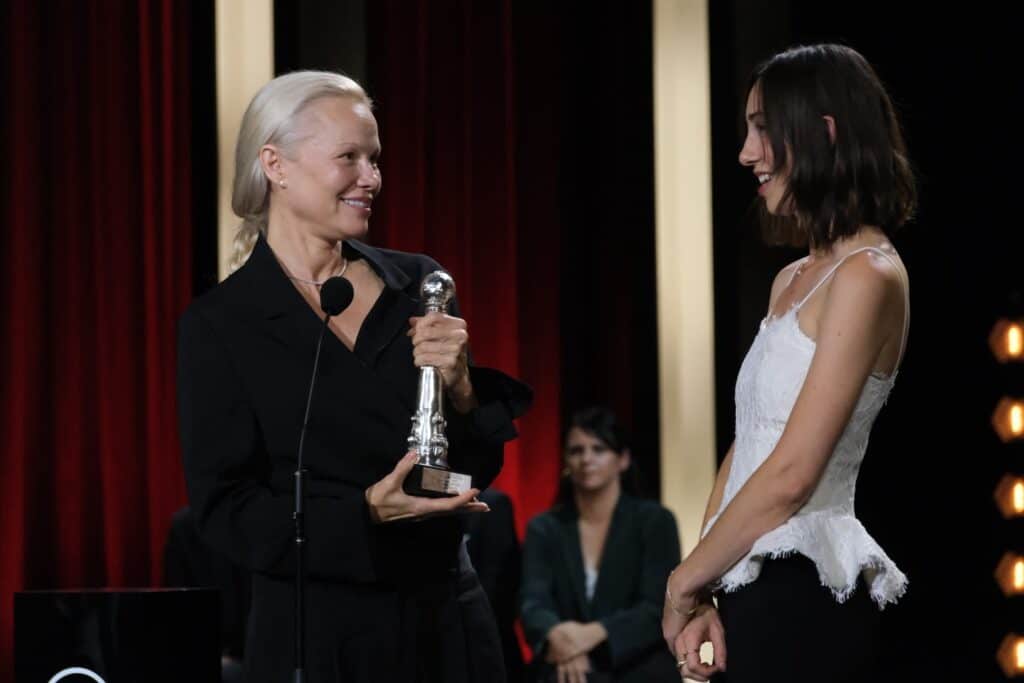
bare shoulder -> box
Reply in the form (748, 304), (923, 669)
(826, 248), (907, 323)
(834, 248), (906, 294)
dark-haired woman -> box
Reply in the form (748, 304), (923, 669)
(521, 407), (681, 683)
(662, 44), (914, 683)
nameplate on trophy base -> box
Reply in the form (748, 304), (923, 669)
(403, 463), (472, 498)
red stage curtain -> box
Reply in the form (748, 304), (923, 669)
(0, 1), (194, 678)
(367, 0), (564, 538)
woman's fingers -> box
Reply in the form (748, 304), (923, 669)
(676, 635), (711, 682)
(412, 345), (464, 371)
(409, 314), (469, 389)
(674, 609), (727, 679)
(673, 631), (690, 668)
(368, 453), (486, 523)
(568, 658), (587, 683)
(681, 628), (717, 678)
(408, 313), (467, 344)
(383, 451), (418, 487)
(679, 665), (709, 683)
(709, 617), (727, 671)
(413, 491), (485, 518)
(682, 650), (716, 680)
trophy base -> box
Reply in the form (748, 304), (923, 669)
(403, 464), (472, 498)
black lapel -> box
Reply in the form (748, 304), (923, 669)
(556, 506), (590, 619)
(351, 286), (419, 369)
(343, 239), (419, 368)
(238, 236), (427, 413)
(238, 235), (326, 361)
(589, 495), (630, 614)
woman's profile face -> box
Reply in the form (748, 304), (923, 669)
(564, 427), (629, 495)
(738, 83), (791, 215)
(273, 96), (382, 241)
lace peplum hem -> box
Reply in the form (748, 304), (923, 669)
(704, 510), (908, 608)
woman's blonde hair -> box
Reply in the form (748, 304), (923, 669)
(229, 71), (371, 271)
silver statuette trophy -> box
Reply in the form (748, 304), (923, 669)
(402, 271), (473, 498)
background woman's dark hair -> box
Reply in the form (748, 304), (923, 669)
(750, 43), (916, 248)
(554, 405), (641, 507)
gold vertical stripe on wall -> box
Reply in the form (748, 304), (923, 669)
(215, 0), (274, 281)
(652, 0), (718, 559)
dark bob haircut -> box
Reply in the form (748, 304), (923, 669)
(566, 405), (631, 455)
(750, 44), (916, 248)
(554, 406), (639, 507)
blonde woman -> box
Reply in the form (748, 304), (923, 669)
(178, 71), (531, 683)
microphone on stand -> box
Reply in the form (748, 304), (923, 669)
(293, 276), (353, 683)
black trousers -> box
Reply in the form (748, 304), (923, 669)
(714, 555), (881, 683)
(244, 566), (504, 683)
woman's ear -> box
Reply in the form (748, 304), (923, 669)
(619, 449), (632, 473)
(259, 144), (285, 186)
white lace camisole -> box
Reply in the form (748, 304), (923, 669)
(702, 246), (909, 608)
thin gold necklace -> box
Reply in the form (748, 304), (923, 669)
(287, 257), (349, 287)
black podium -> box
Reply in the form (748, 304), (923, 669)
(15, 588), (220, 683)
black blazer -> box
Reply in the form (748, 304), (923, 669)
(163, 506), (251, 660)
(178, 236), (531, 683)
(520, 495), (681, 683)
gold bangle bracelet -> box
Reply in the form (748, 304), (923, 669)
(665, 584), (698, 618)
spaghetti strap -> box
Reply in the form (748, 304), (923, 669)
(786, 257), (809, 287)
(796, 245), (910, 367)
(795, 247), (874, 309)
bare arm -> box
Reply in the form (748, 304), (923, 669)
(699, 444), (734, 537)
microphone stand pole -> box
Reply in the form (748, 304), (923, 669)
(293, 312), (333, 683)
